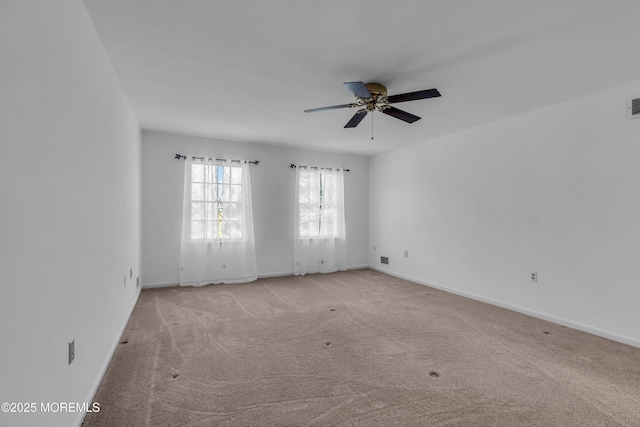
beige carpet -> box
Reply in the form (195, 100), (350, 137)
(83, 269), (640, 426)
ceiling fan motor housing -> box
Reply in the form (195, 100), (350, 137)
(364, 83), (387, 98)
(363, 83), (387, 111)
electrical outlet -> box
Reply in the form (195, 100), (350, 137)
(136, 275), (140, 288)
(373, 245), (376, 251)
(404, 250), (408, 258)
(124, 275), (127, 287)
(530, 272), (537, 282)
(69, 340), (75, 365)
(130, 268), (133, 279)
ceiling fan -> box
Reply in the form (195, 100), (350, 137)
(304, 82), (441, 128)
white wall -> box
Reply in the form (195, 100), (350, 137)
(370, 80), (640, 347)
(141, 130), (369, 286)
(0, 2), (141, 426)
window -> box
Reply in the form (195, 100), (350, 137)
(295, 168), (344, 239)
(293, 167), (346, 276)
(297, 169), (322, 238)
(189, 163), (243, 241)
(180, 158), (257, 286)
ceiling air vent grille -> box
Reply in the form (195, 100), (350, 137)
(627, 96), (640, 119)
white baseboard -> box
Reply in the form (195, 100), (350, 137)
(143, 265), (370, 287)
(370, 266), (640, 349)
(142, 281), (178, 289)
(74, 287), (142, 427)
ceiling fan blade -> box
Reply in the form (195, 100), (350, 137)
(304, 103), (354, 113)
(344, 82), (372, 99)
(382, 106), (421, 123)
(387, 88), (441, 104)
(344, 110), (368, 128)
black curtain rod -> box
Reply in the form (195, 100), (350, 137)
(174, 154), (259, 165)
(290, 163), (350, 172)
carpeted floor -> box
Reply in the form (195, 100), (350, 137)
(83, 269), (640, 426)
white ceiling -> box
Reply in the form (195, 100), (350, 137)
(83, 0), (640, 156)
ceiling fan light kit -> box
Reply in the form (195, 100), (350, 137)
(304, 81), (441, 130)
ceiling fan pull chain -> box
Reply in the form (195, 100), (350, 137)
(371, 111), (374, 140)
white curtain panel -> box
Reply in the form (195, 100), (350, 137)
(180, 157), (257, 286)
(293, 167), (346, 275)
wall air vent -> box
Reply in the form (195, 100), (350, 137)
(381, 256), (389, 265)
(627, 96), (640, 119)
